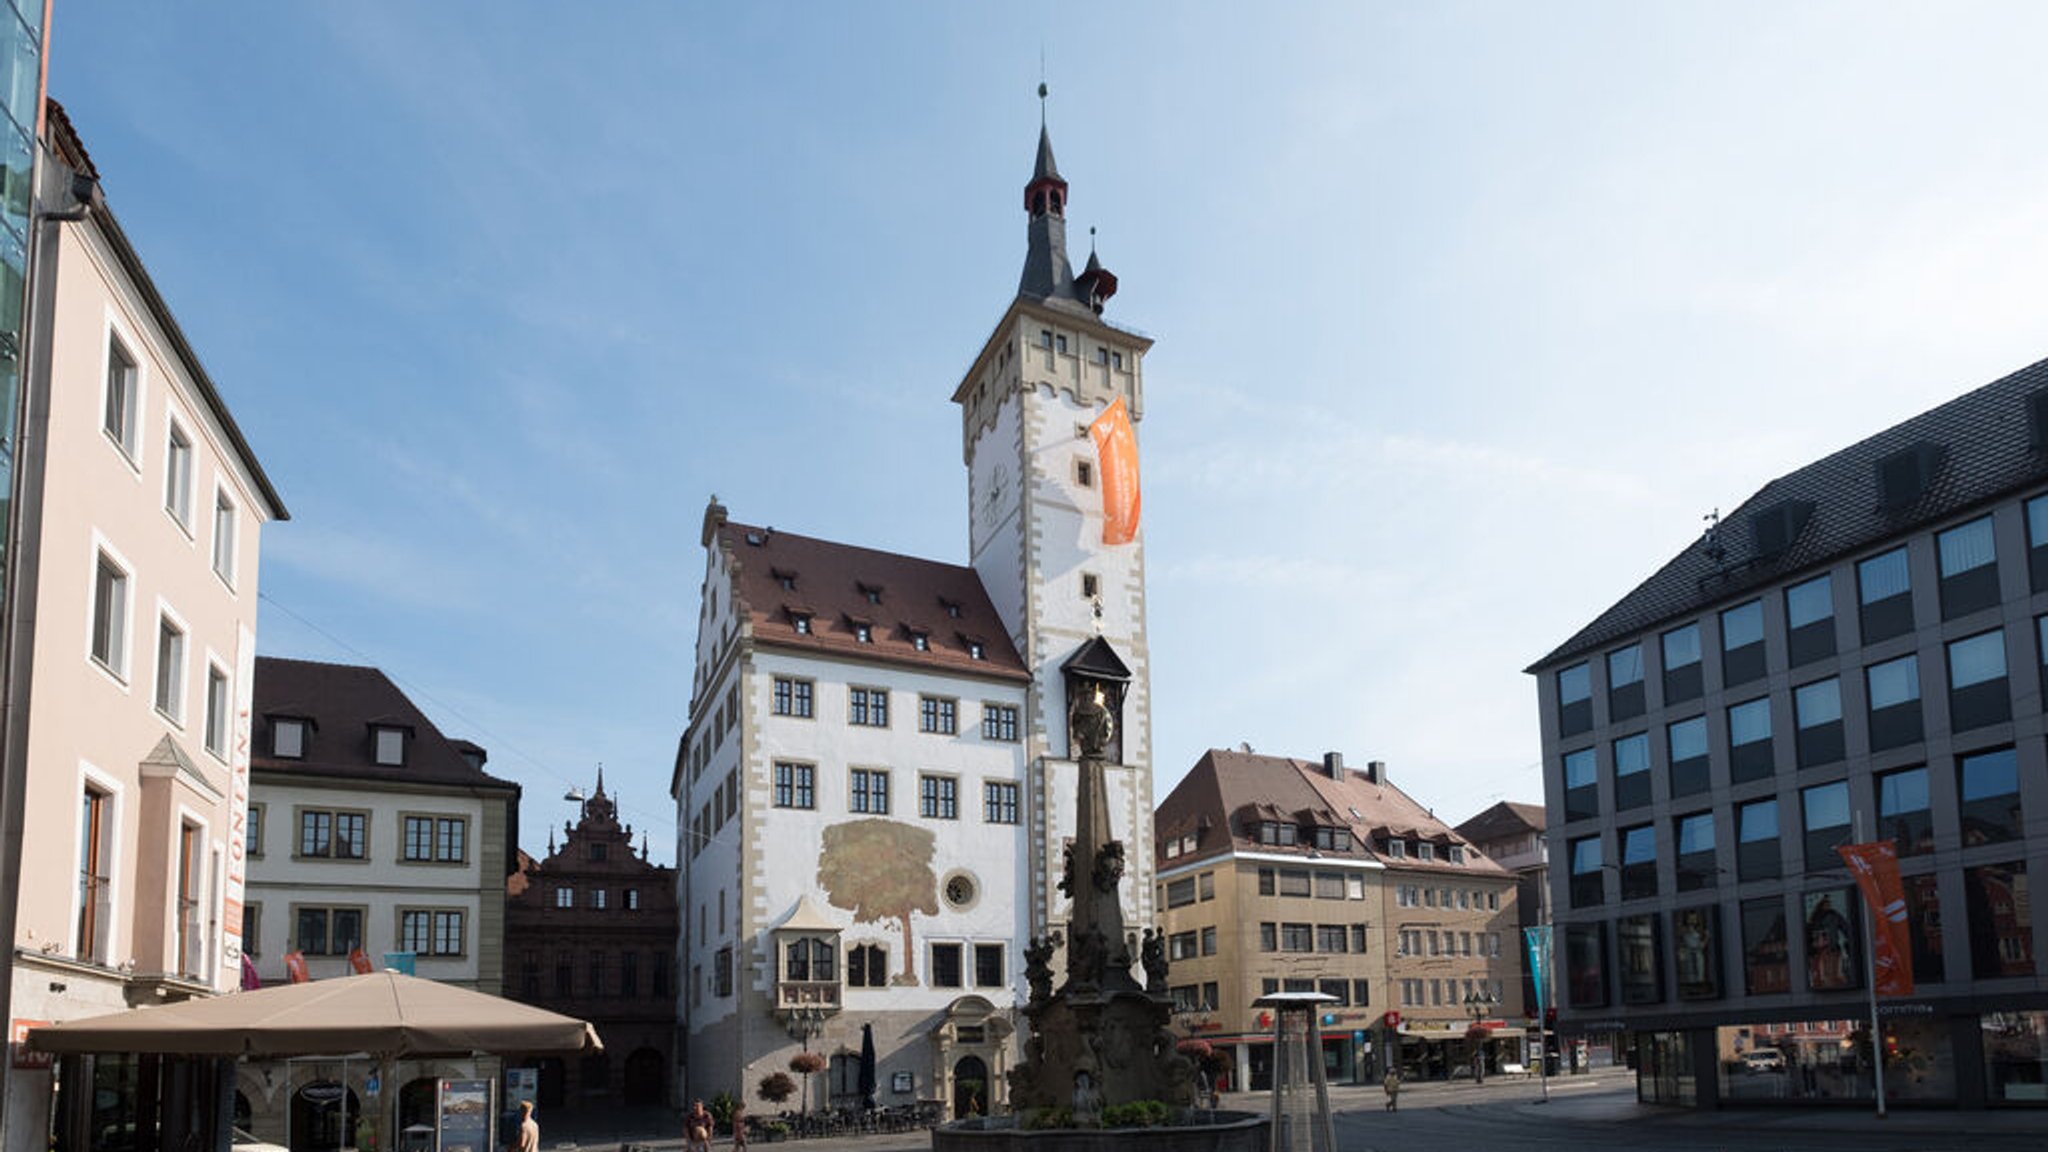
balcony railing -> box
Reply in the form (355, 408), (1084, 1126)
(776, 980), (842, 1010)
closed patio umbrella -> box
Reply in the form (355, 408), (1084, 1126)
(859, 1023), (878, 1112)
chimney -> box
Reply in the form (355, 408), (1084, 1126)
(1364, 760), (1387, 785)
(1322, 751), (1344, 779)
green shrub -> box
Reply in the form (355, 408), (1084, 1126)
(1100, 1100), (1171, 1128)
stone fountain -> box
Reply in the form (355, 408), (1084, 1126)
(934, 685), (1263, 1150)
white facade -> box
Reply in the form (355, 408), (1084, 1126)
(245, 780), (499, 988)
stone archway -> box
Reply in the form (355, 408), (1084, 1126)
(623, 1047), (667, 1106)
(952, 1055), (988, 1118)
(930, 995), (1013, 1118)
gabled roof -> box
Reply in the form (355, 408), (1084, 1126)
(251, 657), (518, 792)
(712, 518), (1029, 682)
(1453, 800), (1546, 845)
(1155, 749), (1511, 877)
(1533, 356), (2048, 670)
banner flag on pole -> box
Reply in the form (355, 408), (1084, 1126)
(349, 948), (375, 975)
(284, 951), (310, 984)
(1836, 840), (1914, 996)
(240, 952), (262, 991)
(1524, 925), (1552, 1015)
(1088, 396), (1141, 546)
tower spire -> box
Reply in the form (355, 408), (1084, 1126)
(1018, 88), (1083, 310)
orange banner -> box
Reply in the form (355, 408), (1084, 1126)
(1088, 397), (1141, 545)
(349, 948), (374, 975)
(284, 951), (310, 985)
(1836, 840), (1914, 996)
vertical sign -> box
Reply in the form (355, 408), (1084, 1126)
(1837, 841), (1915, 996)
(222, 623), (257, 985)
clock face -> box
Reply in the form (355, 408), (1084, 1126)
(980, 462), (1009, 528)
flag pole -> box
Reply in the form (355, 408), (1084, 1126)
(1853, 815), (1887, 1119)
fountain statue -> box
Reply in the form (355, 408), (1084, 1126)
(1006, 683), (1193, 1115)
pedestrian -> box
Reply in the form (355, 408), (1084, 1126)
(513, 1100), (540, 1152)
(731, 1100), (749, 1150)
(685, 1098), (713, 1152)
(1382, 1068), (1401, 1112)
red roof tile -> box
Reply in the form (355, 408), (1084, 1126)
(715, 520), (1029, 682)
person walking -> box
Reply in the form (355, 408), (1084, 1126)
(685, 1099), (714, 1152)
(1382, 1068), (1402, 1112)
(513, 1100), (541, 1152)
(730, 1100), (749, 1150)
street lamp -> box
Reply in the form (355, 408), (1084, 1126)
(1462, 990), (1500, 1084)
(784, 1004), (827, 1051)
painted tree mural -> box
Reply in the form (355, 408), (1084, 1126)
(818, 818), (938, 984)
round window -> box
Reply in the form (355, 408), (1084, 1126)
(944, 873), (977, 908)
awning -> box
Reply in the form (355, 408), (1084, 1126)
(29, 971), (601, 1058)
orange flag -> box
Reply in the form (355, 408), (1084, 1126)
(1088, 396), (1141, 545)
(349, 948), (374, 975)
(284, 951), (311, 984)
(1836, 841), (1913, 996)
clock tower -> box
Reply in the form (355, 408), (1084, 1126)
(952, 108), (1157, 943)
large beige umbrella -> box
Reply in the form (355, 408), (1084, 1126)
(28, 971), (600, 1057)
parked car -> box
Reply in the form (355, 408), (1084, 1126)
(1742, 1049), (1786, 1073)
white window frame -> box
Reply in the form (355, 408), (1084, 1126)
(203, 655), (231, 761)
(88, 533), (135, 686)
(272, 718), (308, 759)
(211, 483), (240, 590)
(75, 762), (124, 963)
(374, 726), (406, 766)
(163, 410), (195, 534)
(153, 598), (189, 725)
(102, 318), (146, 467)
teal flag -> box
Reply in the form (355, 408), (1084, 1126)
(1524, 926), (1552, 1015)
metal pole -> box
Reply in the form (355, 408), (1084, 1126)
(1853, 814), (1886, 1119)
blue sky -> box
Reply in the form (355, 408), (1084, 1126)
(50, 3), (2048, 862)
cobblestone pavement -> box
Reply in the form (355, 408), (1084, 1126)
(533, 1068), (2048, 1152)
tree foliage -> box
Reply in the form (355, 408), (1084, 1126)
(758, 1072), (797, 1104)
(818, 819), (938, 981)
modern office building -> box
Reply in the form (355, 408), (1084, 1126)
(3, 103), (286, 1149)
(674, 114), (1159, 1119)
(1154, 748), (1523, 1090)
(505, 771), (678, 1111)
(1530, 357), (2048, 1108)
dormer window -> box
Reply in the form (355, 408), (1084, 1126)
(941, 598), (962, 619)
(1449, 845), (1466, 864)
(967, 641), (985, 660)
(1257, 821), (1299, 847)
(272, 718), (307, 759)
(1312, 826), (1351, 852)
(853, 622), (873, 644)
(859, 582), (883, 605)
(1417, 842), (1436, 862)
(791, 612), (813, 635)
(772, 567), (798, 591)
(909, 630), (930, 652)
(373, 726), (406, 767)
(1386, 839), (1407, 859)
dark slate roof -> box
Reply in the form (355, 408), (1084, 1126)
(1532, 356), (2048, 670)
(715, 519), (1030, 682)
(1062, 635), (1132, 682)
(1454, 800), (1546, 844)
(1033, 124), (1063, 184)
(251, 657), (518, 791)
(1154, 749), (1512, 879)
